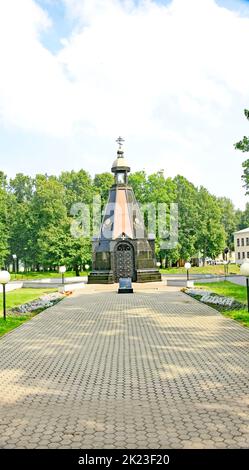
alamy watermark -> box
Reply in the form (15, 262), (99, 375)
(70, 196), (178, 249)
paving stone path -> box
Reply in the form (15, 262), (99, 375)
(0, 287), (249, 449)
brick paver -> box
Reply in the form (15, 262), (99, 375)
(0, 287), (249, 448)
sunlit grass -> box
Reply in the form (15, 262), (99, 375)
(0, 287), (58, 337)
(0, 288), (57, 311)
(194, 281), (248, 327)
(161, 265), (240, 275)
(196, 281), (246, 304)
(10, 271), (87, 281)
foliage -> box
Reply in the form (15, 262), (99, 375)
(0, 165), (245, 271)
(195, 187), (226, 262)
(234, 109), (249, 193)
(0, 174), (11, 266)
(173, 175), (199, 262)
(59, 170), (93, 208)
(93, 172), (113, 203)
(216, 197), (238, 251)
(237, 202), (249, 230)
(128, 171), (148, 204)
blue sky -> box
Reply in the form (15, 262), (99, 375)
(35, 0), (75, 53)
(0, 0), (249, 209)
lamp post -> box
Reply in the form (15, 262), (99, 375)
(59, 266), (66, 285)
(240, 260), (249, 312)
(0, 270), (11, 321)
(184, 262), (191, 281)
(223, 260), (228, 280)
(85, 264), (90, 280)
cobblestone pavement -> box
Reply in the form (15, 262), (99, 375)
(0, 286), (249, 449)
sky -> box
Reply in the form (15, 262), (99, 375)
(0, 0), (249, 209)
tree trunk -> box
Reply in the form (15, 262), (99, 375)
(74, 265), (80, 277)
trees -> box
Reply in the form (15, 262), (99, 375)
(216, 197), (238, 252)
(59, 170), (93, 209)
(236, 203), (249, 230)
(195, 187), (226, 263)
(173, 175), (199, 263)
(8, 174), (34, 269)
(235, 109), (249, 194)
(147, 173), (177, 267)
(0, 173), (11, 266)
(0, 165), (244, 270)
(9, 173), (33, 203)
(93, 173), (113, 203)
(129, 171), (149, 204)
(29, 175), (68, 269)
(59, 170), (94, 274)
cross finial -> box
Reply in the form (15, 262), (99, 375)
(116, 136), (125, 150)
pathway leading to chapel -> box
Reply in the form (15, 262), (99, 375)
(0, 284), (249, 449)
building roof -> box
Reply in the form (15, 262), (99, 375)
(235, 227), (249, 234)
(111, 155), (130, 170)
(101, 187), (145, 240)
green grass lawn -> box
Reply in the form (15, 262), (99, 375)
(10, 265), (240, 280)
(0, 315), (36, 337)
(161, 264), (240, 275)
(196, 281), (246, 304)
(0, 288), (57, 311)
(0, 287), (57, 337)
(195, 281), (248, 327)
(221, 308), (249, 327)
(10, 271), (88, 281)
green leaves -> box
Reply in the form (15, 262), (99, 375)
(235, 109), (249, 193)
(0, 165), (245, 270)
(195, 187), (226, 261)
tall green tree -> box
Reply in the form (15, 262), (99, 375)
(146, 172), (177, 266)
(0, 173), (10, 266)
(8, 174), (34, 269)
(235, 109), (249, 193)
(216, 197), (238, 251)
(236, 203), (249, 230)
(59, 170), (93, 209)
(195, 187), (226, 263)
(93, 172), (113, 203)
(59, 170), (94, 273)
(9, 173), (33, 203)
(129, 171), (149, 204)
(173, 175), (199, 263)
(30, 175), (68, 268)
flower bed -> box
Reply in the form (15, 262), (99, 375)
(11, 292), (64, 316)
(184, 288), (245, 312)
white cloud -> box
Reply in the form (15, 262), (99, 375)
(0, 0), (248, 207)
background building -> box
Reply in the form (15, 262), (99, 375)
(234, 227), (249, 264)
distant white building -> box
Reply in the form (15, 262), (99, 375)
(234, 227), (249, 264)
